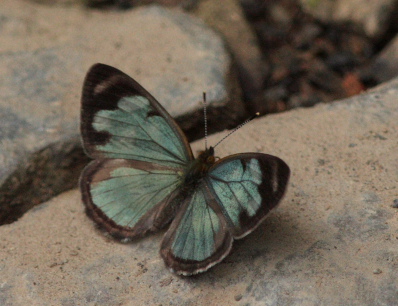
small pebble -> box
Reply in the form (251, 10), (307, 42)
(234, 294), (243, 301)
(373, 268), (382, 274)
(392, 199), (398, 208)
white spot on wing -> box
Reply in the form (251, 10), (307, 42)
(93, 75), (120, 95)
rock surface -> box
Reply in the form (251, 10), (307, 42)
(194, 0), (267, 107)
(0, 1), (237, 223)
(367, 34), (398, 84)
(299, 0), (398, 40)
(1, 78), (397, 305)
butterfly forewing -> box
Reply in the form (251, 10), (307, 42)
(81, 64), (193, 167)
(207, 153), (290, 238)
(80, 64), (193, 239)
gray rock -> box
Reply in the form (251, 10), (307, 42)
(1, 76), (397, 305)
(193, 0), (267, 108)
(0, 1), (237, 222)
(299, 0), (398, 40)
(367, 34), (398, 83)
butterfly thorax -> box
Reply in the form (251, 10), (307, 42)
(183, 146), (215, 187)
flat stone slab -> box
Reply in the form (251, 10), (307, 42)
(1, 78), (397, 305)
(369, 34), (398, 84)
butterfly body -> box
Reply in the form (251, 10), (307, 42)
(80, 64), (290, 275)
(183, 147), (215, 185)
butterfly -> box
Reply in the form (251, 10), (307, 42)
(79, 63), (290, 275)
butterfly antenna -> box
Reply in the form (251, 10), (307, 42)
(203, 92), (208, 150)
(213, 112), (260, 149)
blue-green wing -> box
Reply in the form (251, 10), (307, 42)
(80, 64), (193, 238)
(159, 153), (289, 274)
(81, 63), (193, 168)
(160, 184), (233, 275)
(207, 153), (290, 238)
(80, 159), (185, 239)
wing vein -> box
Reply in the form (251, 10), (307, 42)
(92, 150), (186, 166)
(117, 103), (187, 163)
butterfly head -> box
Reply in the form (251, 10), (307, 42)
(183, 147), (215, 186)
(197, 146), (215, 166)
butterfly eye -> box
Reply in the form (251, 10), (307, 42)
(207, 156), (215, 164)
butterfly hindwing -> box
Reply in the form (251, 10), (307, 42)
(207, 153), (290, 238)
(160, 183), (233, 275)
(80, 64), (193, 239)
(80, 159), (184, 239)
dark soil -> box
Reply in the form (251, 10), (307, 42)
(240, 0), (381, 113)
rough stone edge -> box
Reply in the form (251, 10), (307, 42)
(177, 60), (246, 141)
(0, 135), (89, 224)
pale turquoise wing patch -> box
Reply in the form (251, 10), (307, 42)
(81, 159), (185, 239)
(92, 96), (191, 168)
